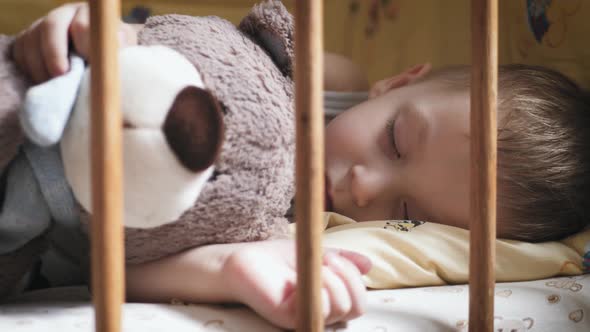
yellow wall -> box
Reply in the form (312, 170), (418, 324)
(1, 0), (588, 87)
(323, 0), (589, 87)
(0, 0), (58, 34)
(499, 0), (590, 88)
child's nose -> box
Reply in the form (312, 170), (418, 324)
(350, 165), (388, 208)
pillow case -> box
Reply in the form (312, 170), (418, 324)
(290, 213), (590, 289)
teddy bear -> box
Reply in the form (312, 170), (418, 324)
(0, 0), (296, 297)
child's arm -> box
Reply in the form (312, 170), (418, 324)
(125, 241), (241, 304)
(324, 52), (369, 92)
(126, 239), (371, 329)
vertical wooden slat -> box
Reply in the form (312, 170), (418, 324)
(88, 1), (125, 332)
(469, 0), (498, 331)
(295, 0), (324, 331)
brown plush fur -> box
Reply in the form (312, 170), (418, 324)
(0, 35), (26, 175)
(239, 0), (294, 77)
(123, 2), (295, 263)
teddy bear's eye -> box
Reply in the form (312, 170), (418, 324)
(219, 103), (229, 115)
(209, 170), (224, 182)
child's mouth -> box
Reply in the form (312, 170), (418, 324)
(325, 175), (334, 211)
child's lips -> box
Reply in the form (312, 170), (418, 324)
(325, 175), (334, 211)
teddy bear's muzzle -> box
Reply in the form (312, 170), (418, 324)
(60, 46), (227, 229)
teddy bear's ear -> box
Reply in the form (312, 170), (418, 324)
(163, 86), (224, 172)
(239, 0), (294, 78)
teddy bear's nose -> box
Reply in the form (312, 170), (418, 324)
(163, 86), (225, 172)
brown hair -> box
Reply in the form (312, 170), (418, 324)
(432, 64), (590, 242)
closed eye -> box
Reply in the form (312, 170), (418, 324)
(386, 118), (401, 159)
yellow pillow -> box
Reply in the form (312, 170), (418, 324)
(290, 213), (590, 289)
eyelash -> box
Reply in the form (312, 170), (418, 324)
(386, 119), (401, 159)
(402, 201), (410, 220)
(387, 119), (410, 220)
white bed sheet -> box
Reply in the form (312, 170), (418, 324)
(0, 276), (588, 332)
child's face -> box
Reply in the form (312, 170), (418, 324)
(325, 71), (472, 230)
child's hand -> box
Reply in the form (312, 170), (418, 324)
(222, 239), (372, 329)
(11, 2), (138, 83)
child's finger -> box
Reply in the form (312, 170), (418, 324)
(118, 23), (138, 47)
(274, 282), (297, 329)
(69, 5), (91, 59)
(23, 28), (50, 83)
(41, 5), (79, 76)
(321, 288), (330, 322)
(11, 31), (27, 73)
(326, 248), (372, 275)
(324, 253), (367, 322)
(321, 261), (352, 325)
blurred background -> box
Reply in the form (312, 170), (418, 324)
(0, 0), (588, 88)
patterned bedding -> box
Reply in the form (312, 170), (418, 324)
(1, 276), (588, 331)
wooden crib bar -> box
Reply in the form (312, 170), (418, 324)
(89, 1), (125, 332)
(294, 0), (325, 331)
(469, 0), (498, 331)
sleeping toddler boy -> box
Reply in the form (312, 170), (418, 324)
(9, 2), (590, 329)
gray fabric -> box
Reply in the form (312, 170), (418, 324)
(0, 141), (87, 285)
(39, 246), (86, 287)
(23, 142), (88, 279)
(0, 148), (51, 253)
(23, 142), (79, 232)
(0, 235), (48, 298)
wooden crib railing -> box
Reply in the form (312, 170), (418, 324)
(88, 1), (124, 332)
(470, 1), (498, 331)
(88, 0), (498, 331)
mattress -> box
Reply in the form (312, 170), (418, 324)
(1, 275), (588, 331)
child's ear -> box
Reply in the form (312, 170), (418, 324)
(369, 63), (432, 99)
